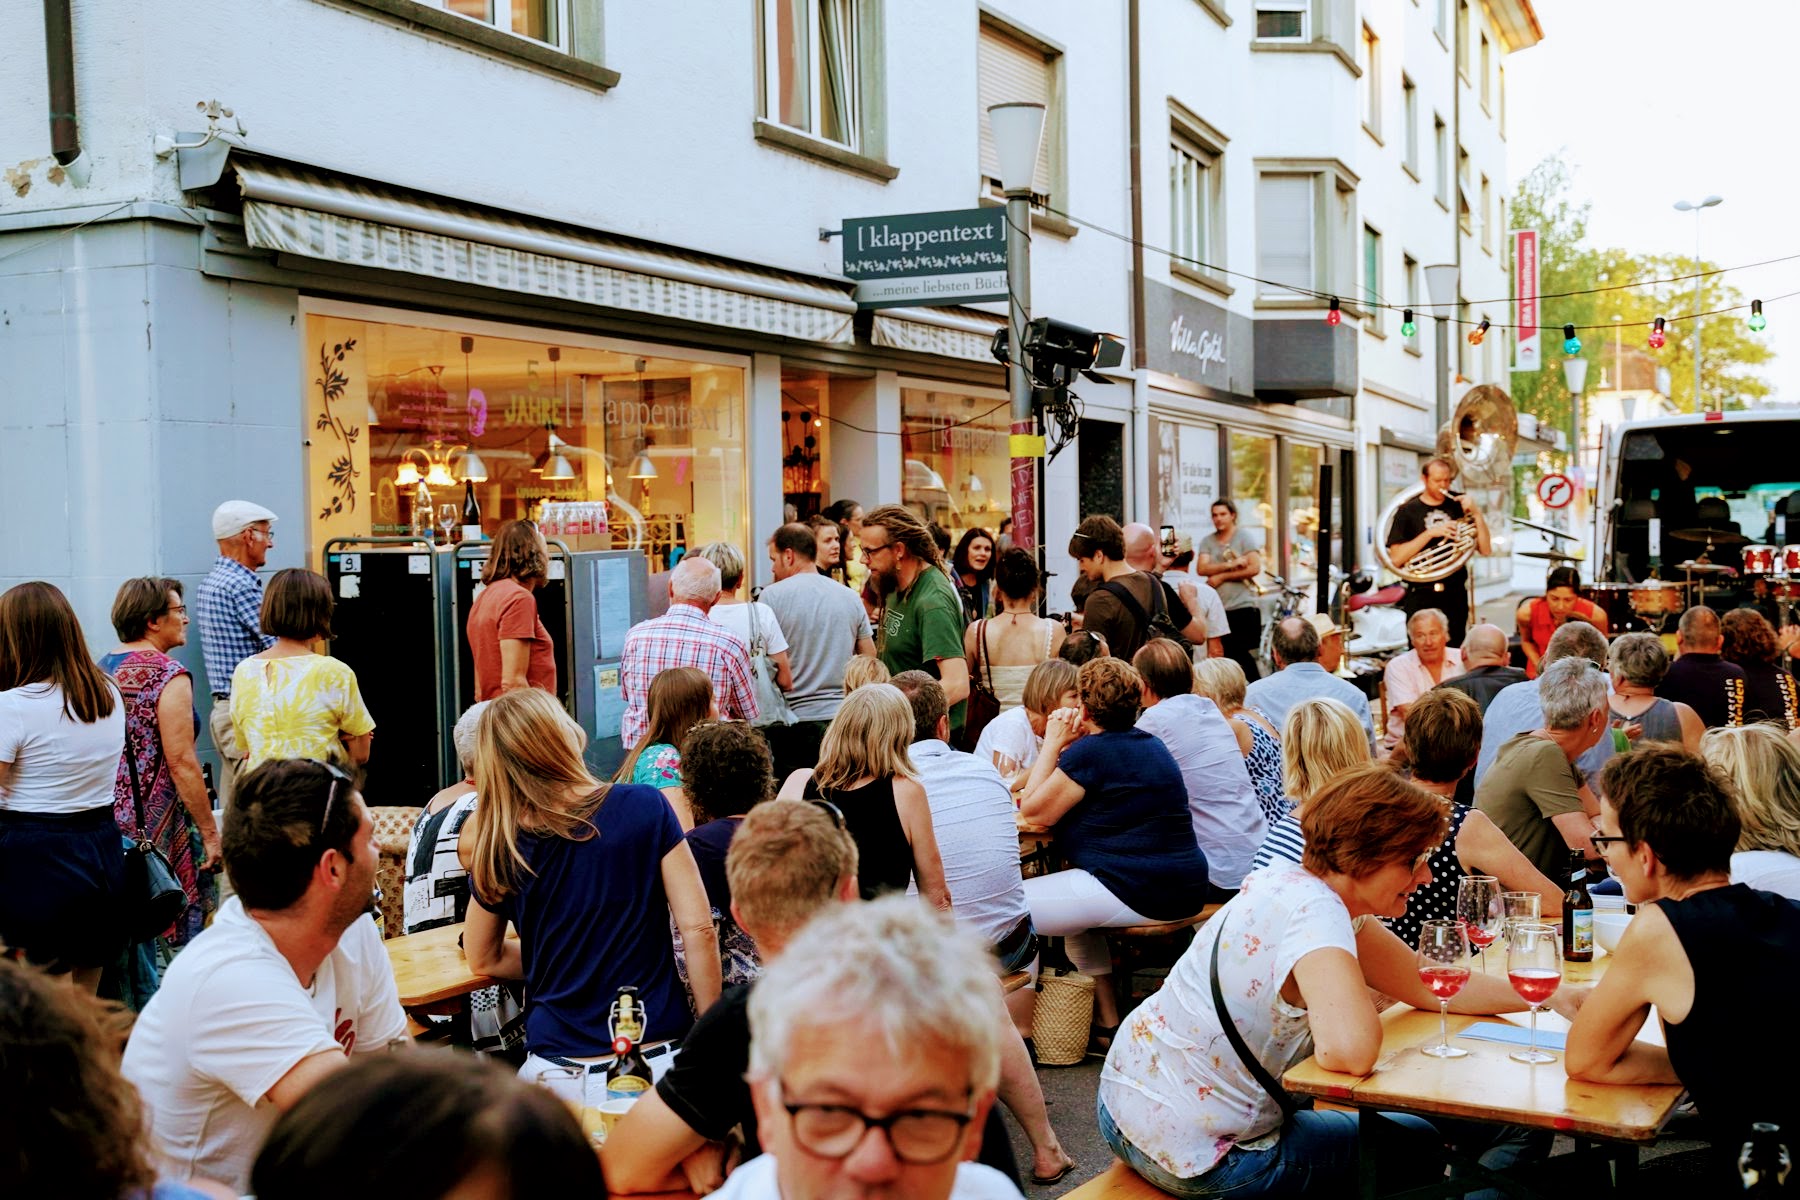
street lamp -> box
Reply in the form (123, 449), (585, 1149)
(988, 101), (1045, 556)
(1563, 355), (1589, 478)
(1423, 264), (1460, 432)
(1673, 194), (1723, 411)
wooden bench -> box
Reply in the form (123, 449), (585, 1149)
(1062, 1162), (1164, 1199)
(1001, 969), (1032, 994)
(1106, 903), (1224, 1010)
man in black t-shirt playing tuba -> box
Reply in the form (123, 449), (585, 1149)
(1386, 457), (1491, 639)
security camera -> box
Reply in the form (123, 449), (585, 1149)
(1022, 317), (1125, 386)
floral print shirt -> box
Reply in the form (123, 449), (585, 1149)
(1099, 863), (1359, 1181)
(631, 743), (682, 789)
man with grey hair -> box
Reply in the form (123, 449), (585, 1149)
(1438, 623), (1525, 714)
(720, 895), (1024, 1200)
(1381, 607), (1464, 751)
(1658, 604), (1747, 728)
(619, 556), (758, 746)
(1475, 656), (1611, 882)
(195, 499), (279, 804)
(1474, 619), (1610, 785)
(1244, 615), (1376, 746)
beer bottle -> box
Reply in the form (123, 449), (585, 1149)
(1740, 1122), (1792, 1194)
(1563, 850), (1594, 964)
(605, 986), (652, 1101)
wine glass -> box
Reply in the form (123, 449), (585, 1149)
(1416, 918), (1472, 1059)
(1501, 890), (1542, 935)
(437, 503), (459, 547)
(1455, 875), (1502, 973)
(1505, 921), (1563, 1065)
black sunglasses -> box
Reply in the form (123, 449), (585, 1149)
(316, 761), (354, 834)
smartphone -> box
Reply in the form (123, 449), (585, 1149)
(1159, 524), (1177, 555)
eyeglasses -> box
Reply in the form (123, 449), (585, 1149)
(1410, 846), (1435, 872)
(1590, 833), (1628, 854)
(246, 526), (274, 542)
(317, 760), (353, 833)
(164, 604), (188, 617)
(779, 1082), (975, 1165)
(862, 540), (896, 560)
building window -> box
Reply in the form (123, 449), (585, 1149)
(1434, 0), (1448, 42)
(1402, 75), (1419, 175)
(899, 387), (1010, 538)
(761, 0), (866, 150)
(1480, 174), (1492, 252)
(1480, 32), (1492, 110)
(1228, 430), (1276, 569)
(1434, 115), (1449, 207)
(1256, 173), (1314, 298)
(1457, 145), (1471, 233)
(1254, 2), (1308, 40)
(1169, 114), (1226, 285)
(1456, 0), (1470, 78)
(978, 17), (1062, 206)
(1358, 24), (1381, 136)
(1402, 254), (1421, 351)
(303, 309), (749, 574)
(1499, 65), (1507, 136)
(427, 0), (571, 49)
(1363, 225), (1383, 334)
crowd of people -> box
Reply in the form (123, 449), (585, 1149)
(6, 491), (1800, 1199)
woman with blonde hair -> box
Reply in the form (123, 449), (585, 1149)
(776, 684), (950, 908)
(612, 666), (713, 827)
(461, 689), (719, 1091)
(1701, 722), (1800, 900)
(1195, 655), (1286, 826)
(841, 655), (891, 693)
(1252, 696), (1371, 869)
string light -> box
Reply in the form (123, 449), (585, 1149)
(1467, 318), (1490, 346)
(1563, 323), (1582, 355)
(1648, 317), (1666, 349)
(1750, 299), (1768, 331)
(1325, 298), (1341, 326)
(1401, 309), (1417, 337)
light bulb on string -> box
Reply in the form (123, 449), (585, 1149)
(1648, 317), (1666, 350)
(1750, 300), (1767, 332)
(1467, 318), (1489, 346)
(1401, 309), (1417, 337)
(1563, 324), (1582, 355)
(1325, 297), (1341, 326)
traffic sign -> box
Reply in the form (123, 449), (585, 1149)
(1537, 473), (1575, 510)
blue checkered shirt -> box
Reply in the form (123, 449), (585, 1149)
(196, 556), (273, 696)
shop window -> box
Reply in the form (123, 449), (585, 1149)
(303, 311), (747, 573)
(1228, 430), (1276, 568)
(762, 0), (869, 151)
(899, 387), (1010, 541)
(1286, 441), (1323, 592)
(1150, 414), (1219, 538)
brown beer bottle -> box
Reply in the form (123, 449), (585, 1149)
(1563, 850), (1594, 964)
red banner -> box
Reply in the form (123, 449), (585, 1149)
(1514, 230), (1540, 371)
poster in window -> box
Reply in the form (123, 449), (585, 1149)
(1177, 423), (1219, 540)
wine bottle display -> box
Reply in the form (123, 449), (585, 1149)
(461, 480), (482, 542)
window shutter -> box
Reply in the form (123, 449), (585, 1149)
(1257, 174), (1313, 294)
(978, 23), (1054, 196)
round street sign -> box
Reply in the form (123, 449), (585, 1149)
(1537, 473), (1575, 510)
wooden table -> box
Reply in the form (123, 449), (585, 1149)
(1017, 816), (1057, 878)
(384, 922), (494, 1008)
(1283, 952), (1684, 1198)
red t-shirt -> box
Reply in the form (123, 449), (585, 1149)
(1524, 595), (1607, 678)
(468, 577), (557, 700)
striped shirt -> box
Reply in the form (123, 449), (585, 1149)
(1251, 811), (1306, 871)
(618, 603), (758, 746)
(195, 557), (272, 697)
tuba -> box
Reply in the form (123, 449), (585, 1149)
(1375, 386), (1518, 584)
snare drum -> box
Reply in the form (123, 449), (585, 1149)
(1772, 576), (1800, 601)
(1745, 545), (1777, 575)
(1628, 580), (1687, 617)
(1782, 546), (1800, 573)
(1580, 583), (1641, 633)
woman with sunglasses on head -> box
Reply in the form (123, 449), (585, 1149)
(462, 689), (719, 1098)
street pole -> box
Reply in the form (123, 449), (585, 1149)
(988, 102), (1047, 572)
(1674, 195), (1722, 410)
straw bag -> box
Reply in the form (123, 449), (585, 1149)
(1031, 968), (1096, 1066)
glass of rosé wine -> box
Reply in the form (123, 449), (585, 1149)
(1455, 875), (1502, 973)
(1505, 921), (1563, 1065)
(1416, 918), (1472, 1059)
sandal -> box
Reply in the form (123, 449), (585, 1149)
(1030, 1159), (1077, 1186)
(1085, 1022), (1120, 1058)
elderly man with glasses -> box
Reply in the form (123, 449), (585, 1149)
(195, 499), (280, 805)
(122, 759), (404, 1195)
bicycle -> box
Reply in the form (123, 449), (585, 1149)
(1252, 572), (1314, 678)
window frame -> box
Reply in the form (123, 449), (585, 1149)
(1480, 31), (1492, 112)
(1358, 23), (1381, 140)
(1456, 0), (1470, 80)
(1362, 222), (1384, 336)
(336, 0), (615, 89)
(759, 0), (863, 152)
(1168, 107), (1230, 295)
(1480, 173), (1493, 254)
(1253, 1), (1310, 42)
(1457, 144), (1472, 233)
(417, 0), (573, 51)
(1402, 253), (1422, 355)
(1401, 74), (1419, 178)
(976, 12), (1068, 214)
(1254, 159), (1359, 309)
(1434, 0), (1449, 45)
(1433, 114), (1450, 209)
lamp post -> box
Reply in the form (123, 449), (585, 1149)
(1424, 264), (1460, 433)
(1673, 194), (1723, 411)
(1563, 355), (1589, 480)
(989, 102), (1046, 557)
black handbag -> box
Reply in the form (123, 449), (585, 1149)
(120, 740), (190, 944)
(956, 619), (1002, 752)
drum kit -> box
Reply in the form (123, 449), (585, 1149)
(1572, 524), (1797, 633)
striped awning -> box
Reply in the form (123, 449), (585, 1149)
(871, 305), (1008, 363)
(235, 160), (857, 344)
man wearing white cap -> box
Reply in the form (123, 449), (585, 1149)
(195, 500), (278, 804)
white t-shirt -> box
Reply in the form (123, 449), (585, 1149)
(0, 682), (125, 814)
(712, 1151), (1023, 1199)
(1164, 568), (1229, 657)
(1099, 862), (1358, 1180)
(1735, 849), (1800, 902)
(122, 898), (407, 1192)
(711, 601), (790, 657)
(971, 705), (1040, 777)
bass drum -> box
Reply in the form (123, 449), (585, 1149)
(1580, 583), (1644, 634)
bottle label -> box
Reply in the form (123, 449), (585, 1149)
(605, 1074), (651, 1101)
(1571, 909), (1593, 955)
(461, 524), (482, 541)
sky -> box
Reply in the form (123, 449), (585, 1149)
(1503, 0), (1798, 404)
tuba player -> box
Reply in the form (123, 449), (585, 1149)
(1385, 456), (1491, 639)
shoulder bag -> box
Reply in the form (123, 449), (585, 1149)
(120, 736), (190, 945)
(1209, 912), (1312, 1120)
(744, 601), (797, 728)
(956, 619), (1002, 752)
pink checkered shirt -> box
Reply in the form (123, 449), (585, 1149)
(619, 603), (759, 746)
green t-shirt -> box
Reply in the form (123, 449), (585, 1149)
(878, 566), (969, 728)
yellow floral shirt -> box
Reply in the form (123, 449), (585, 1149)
(230, 654), (376, 770)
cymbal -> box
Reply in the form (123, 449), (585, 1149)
(1518, 550), (1578, 562)
(1513, 518), (1579, 542)
(1668, 527), (1751, 546)
(1674, 560), (1735, 574)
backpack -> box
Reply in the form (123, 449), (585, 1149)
(1098, 576), (1192, 655)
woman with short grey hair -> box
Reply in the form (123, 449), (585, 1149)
(1576, 633), (1703, 781)
(696, 542), (793, 693)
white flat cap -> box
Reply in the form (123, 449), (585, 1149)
(212, 500), (279, 539)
